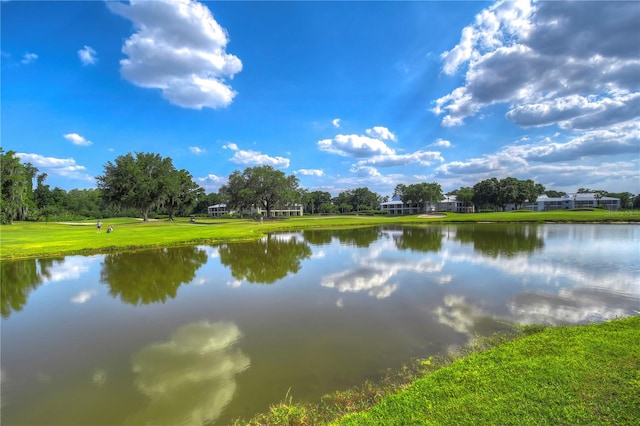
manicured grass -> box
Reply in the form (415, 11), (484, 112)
(337, 316), (640, 425)
(0, 209), (637, 260)
(235, 317), (640, 425)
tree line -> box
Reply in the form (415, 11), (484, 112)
(1, 149), (637, 224)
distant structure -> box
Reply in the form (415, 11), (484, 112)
(380, 196), (475, 215)
(207, 203), (304, 217)
(509, 193), (620, 211)
(379, 193), (620, 215)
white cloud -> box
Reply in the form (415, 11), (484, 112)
(196, 173), (227, 192)
(108, 0), (242, 110)
(435, 0), (640, 130)
(365, 126), (397, 142)
(318, 134), (395, 158)
(223, 142), (289, 168)
(295, 169), (324, 177)
(222, 142), (238, 151)
(20, 52), (38, 64)
(431, 138), (452, 148)
(350, 165), (382, 178)
(189, 146), (206, 155)
(354, 150), (444, 168)
(332, 118), (341, 128)
(63, 133), (93, 146)
(15, 153), (94, 183)
(230, 150), (289, 168)
(78, 45), (97, 66)
(434, 122), (640, 192)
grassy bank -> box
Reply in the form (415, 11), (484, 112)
(236, 316), (640, 425)
(1, 209), (637, 260)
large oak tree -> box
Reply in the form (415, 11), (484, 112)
(221, 165), (299, 217)
(97, 152), (201, 221)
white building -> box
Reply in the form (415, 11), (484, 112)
(380, 196), (475, 215)
(515, 193), (620, 211)
(379, 192), (620, 214)
(208, 203), (304, 217)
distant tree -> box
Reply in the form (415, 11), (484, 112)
(545, 190), (567, 198)
(392, 183), (407, 199)
(577, 188), (607, 196)
(221, 165), (300, 217)
(472, 177), (544, 211)
(318, 201), (338, 214)
(401, 182), (443, 212)
(302, 190), (331, 214)
(97, 152), (176, 221)
(193, 192), (224, 215)
(352, 187), (380, 211)
(455, 187), (474, 204)
(497, 177), (520, 211)
(633, 194), (640, 209)
(164, 169), (204, 220)
(605, 192), (634, 209)
(333, 187), (381, 212)
(33, 173), (58, 221)
(514, 179), (544, 210)
(472, 178), (500, 211)
(1, 149), (37, 224)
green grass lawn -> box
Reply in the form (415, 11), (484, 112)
(1, 209), (637, 260)
(335, 316), (640, 426)
(236, 316), (640, 425)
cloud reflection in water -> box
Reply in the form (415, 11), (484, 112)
(126, 321), (250, 426)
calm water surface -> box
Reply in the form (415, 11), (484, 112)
(2, 224), (639, 425)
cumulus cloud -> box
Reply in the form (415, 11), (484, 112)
(332, 118), (341, 128)
(354, 150), (444, 168)
(20, 52), (38, 64)
(318, 134), (395, 158)
(64, 133), (93, 146)
(189, 146), (206, 155)
(78, 45), (97, 66)
(505, 121), (640, 162)
(195, 173), (227, 192)
(431, 139), (452, 148)
(15, 153), (94, 183)
(365, 126), (397, 142)
(295, 169), (324, 177)
(223, 142), (289, 168)
(435, 119), (640, 189)
(434, 0), (640, 130)
(108, 0), (242, 110)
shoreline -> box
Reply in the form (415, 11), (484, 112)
(1, 212), (638, 260)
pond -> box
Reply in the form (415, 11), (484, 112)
(1, 224), (639, 425)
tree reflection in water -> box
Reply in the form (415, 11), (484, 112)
(100, 246), (208, 305)
(1, 257), (64, 318)
(453, 224), (544, 257)
(218, 234), (312, 284)
(392, 226), (443, 252)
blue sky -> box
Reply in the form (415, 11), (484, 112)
(2, 0), (639, 197)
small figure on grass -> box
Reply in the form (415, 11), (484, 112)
(107, 225), (114, 233)
(96, 220), (102, 233)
